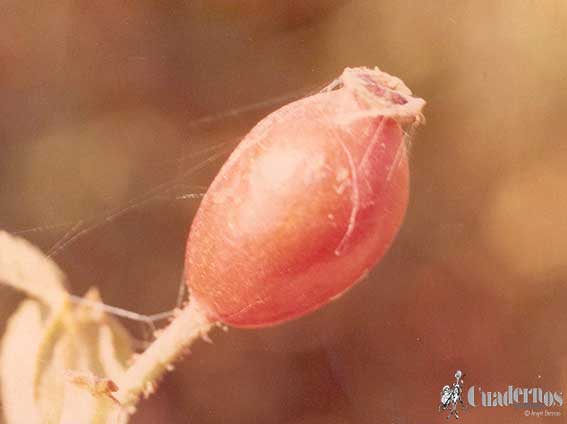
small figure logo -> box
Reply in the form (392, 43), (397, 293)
(439, 370), (466, 420)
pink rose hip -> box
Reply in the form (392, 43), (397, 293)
(115, 67), (425, 409)
(185, 67), (425, 327)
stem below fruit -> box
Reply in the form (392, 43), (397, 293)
(114, 301), (215, 409)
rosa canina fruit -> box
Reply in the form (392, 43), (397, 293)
(185, 67), (425, 327)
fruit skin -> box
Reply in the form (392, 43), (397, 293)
(185, 67), (425, 327)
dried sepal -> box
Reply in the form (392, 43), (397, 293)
(0, 300), (45, 423)
(0, 231), (67, 308)
(0, 232), (135, 423)
(33, 291), (133, 423)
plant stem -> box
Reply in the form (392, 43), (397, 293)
(114, 301), (215, 408)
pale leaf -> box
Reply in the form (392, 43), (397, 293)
(0, 231), (67, 308)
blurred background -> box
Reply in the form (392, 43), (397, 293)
(1, 1), (567, 423)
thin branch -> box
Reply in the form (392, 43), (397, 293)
(114, 301), (215, 408)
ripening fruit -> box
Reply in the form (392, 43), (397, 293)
(185, 67), (425, 327)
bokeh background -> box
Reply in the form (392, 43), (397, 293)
(2, 1), (567, 423)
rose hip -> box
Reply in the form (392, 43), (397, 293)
(113, 67), (425, 409)
(185, 67), (425, 327)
